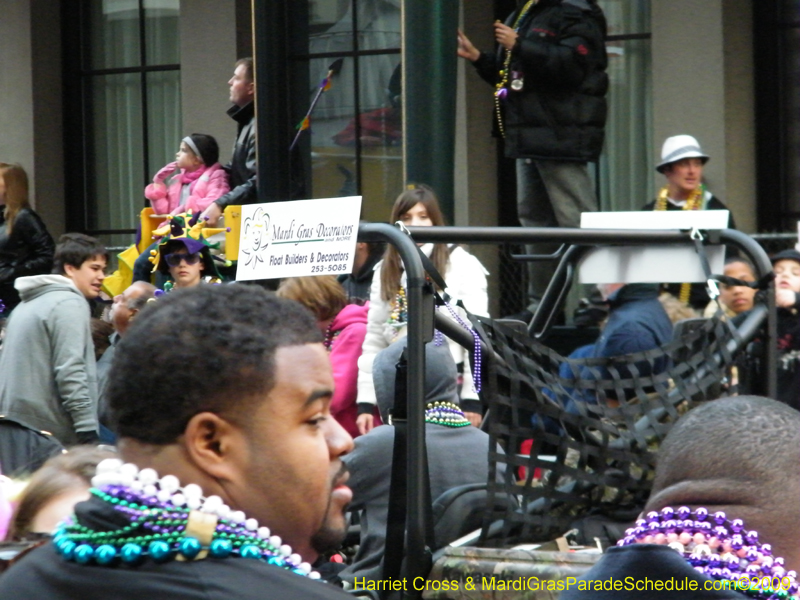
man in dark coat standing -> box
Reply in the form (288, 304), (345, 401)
(201, 57), (257, 226)
(458, 0), (608, 315)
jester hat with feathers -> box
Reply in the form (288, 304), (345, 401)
(149, 212), (229, 280)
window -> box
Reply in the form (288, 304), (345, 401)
(596, 0), (652, 211)
(288, 0), (402, 222)
(63, 0), (181, 250)
(754, 0), (799, 231)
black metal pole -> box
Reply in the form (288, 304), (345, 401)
(404, 226), (777, 399)
(402, 0), (459, 223)
(252, 0), (292, 201)
(357, 223), (431, 598)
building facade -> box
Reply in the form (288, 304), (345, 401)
(1, 0), (796, 261)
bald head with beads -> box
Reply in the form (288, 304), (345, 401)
(644, 395), (800, 573)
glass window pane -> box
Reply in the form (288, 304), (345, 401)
(146, 70), (182, 177)
(783, 26), (799, 223)
(301, 56), (358, 201)
(144, 0), (180, 65)
(88, 0), (141, 70)
(598, 0), (650, 36)
(780, 0), (799, 23)
(357, 54), (403, 221)
(308, 0), (354, 53)
(87, 73), (145, 232)
(598, 38), (653, 212)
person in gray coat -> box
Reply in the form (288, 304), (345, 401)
(340, 338), (502, 585)
(0, 233), (107, 446)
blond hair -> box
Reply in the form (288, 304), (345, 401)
(276, 275), (347, 322)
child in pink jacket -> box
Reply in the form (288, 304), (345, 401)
(144, 133), (230, 216)
(133, 134), (230, 284)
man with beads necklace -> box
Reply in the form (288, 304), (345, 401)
(458, 0), (608, 318)
(642, 134), (738, 311)
(562, 396), (800, 600)
(0, 286), (355, 599)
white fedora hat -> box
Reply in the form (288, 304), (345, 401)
(656, 135), (709, 173)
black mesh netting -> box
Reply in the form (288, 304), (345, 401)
(474, 314), (743, 546)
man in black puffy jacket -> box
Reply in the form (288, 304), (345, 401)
(201, 57), (257, 226)
(458, 0), (608, 313)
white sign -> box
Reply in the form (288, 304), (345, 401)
(578, 210), (730, 284)
(236, 196), (362, 280)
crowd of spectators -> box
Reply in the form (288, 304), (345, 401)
(0, 15), (797, 596)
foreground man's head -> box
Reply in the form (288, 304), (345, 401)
(108, 284), (354, 562)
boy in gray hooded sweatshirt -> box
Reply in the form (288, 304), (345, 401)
(0, 233), (107, 446)
(341, 338), (502, 585)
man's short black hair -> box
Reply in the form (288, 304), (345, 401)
(107, 284), (322, 444)
(52, 233), (108, 275)
(651, 395), (800, 495)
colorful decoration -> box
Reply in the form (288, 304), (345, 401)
(53, 459), (320, 579)
(290, 58), (344, 152)
(494, 0), (538, 138)
(654, 184), (706, 304)
(424, 401), (471, 428)
(148, 211), (230, 282)
(619, 506), (798, 599)
(387, 286), (408, 333)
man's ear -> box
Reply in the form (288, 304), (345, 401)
(182, 412), (244, 482)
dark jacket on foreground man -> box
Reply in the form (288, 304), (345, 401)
(0, 506), (347, 600)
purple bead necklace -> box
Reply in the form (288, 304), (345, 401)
(618, 506), (797, 599)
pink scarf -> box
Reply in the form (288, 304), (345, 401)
(180, 164), (207, 186)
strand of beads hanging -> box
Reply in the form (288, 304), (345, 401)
(654, 183), (705, 212)
(388, 286), (407, 329)
(440, 300), (482, 394)
(654, 184), (705, 304)
(424, 401), (471, 428)
(494, 0), (538, 138)
(618, 506), (798, 600)
(323, 321), (340, 351)
(51, 459), (319, 579)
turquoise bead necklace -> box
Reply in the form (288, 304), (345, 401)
(52, 459), (319, 578)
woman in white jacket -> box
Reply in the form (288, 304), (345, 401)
(356, 184), (489, 434)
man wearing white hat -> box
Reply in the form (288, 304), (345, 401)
(644, 134), (735, 226)
(642, 135), (737, 311)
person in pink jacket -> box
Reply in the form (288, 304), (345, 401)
(144, 133), (230, 216)
(277, 276), (379, 438)
(133, 134), (230, 283)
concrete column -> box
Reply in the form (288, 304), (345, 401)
(179, 1), (238, 159)
(651, 0), (726, 200)
(652, 0), (756, 232)
(458, 0), (500, 315)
